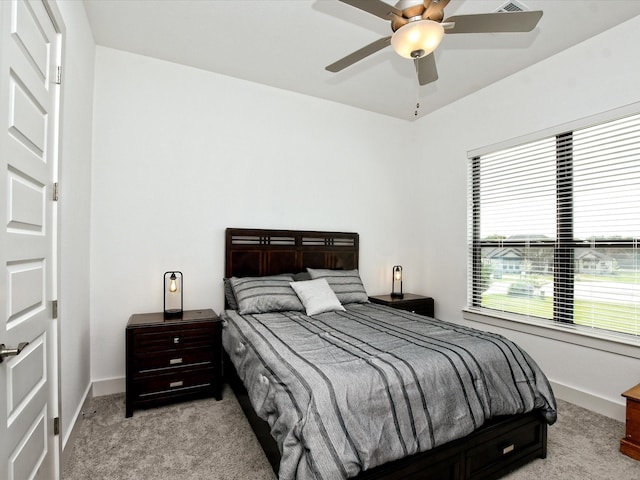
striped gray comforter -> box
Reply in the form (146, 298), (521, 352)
(221, 303), (557, 480)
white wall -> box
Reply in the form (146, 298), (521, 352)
(90, 47), (416, 386)
(89, 13), (640, 421)
(411, 14), (640, 419)
(56, 0), (95, 448)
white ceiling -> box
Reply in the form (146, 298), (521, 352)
(83, 0), (640, 121)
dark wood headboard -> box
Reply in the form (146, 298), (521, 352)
(225, 228), (359, 278)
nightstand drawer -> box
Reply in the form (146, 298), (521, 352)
(134, 348), (215, 374)
(397, 300), (433, 316)
(134, 368), (216, 399)
(134, 325), (214, 352)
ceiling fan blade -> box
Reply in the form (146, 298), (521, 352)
(444, 11), (543, 34)
(415, 53), (438, 86)
(326, 36), (392, 72)
(337, 0), (402, 20)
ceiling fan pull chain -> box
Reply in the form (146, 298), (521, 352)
(414, 81), (420, 116)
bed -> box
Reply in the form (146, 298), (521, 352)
(221, 228), (556, 480)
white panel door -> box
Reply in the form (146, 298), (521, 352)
(0, 1), (61, 479)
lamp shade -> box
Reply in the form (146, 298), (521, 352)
(391, 265), (403, 299)
(164, 271), (183, 318)
(391, 20), (444, 59)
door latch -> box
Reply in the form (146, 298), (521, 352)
(0, 342), (29, 363)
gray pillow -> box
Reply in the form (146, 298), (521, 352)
(306, 268), (369, 304)
(230, 275), (304, 314)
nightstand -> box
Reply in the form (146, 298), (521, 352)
(368, 293), (434, 317)
(125, 308), (222, 417)
(621, 383), (640, 461)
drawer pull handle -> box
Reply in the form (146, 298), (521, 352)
(502, 444), (515, 455)
(169, 380), (184, 388)
(173, 337), (180, 344)
(170, 357), (183, 365)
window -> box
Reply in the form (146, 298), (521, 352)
(468, 112), (640, 339)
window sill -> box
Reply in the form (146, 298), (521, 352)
(462, 308), (640, 360)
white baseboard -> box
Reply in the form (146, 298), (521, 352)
(92, 376), (125, 396)
(61, 383), (92, 472)
(551, 380), (626, 422)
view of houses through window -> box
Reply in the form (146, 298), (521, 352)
(479, 245), (639, 335)
(469, 113), (640, 338)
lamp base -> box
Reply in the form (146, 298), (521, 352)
(390, 293), (404, 299)
(163, 309), (183, 320)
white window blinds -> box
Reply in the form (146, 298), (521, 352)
(468, 112), (640, 338)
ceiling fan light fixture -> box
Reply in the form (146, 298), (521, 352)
(391, 19), (444, 59)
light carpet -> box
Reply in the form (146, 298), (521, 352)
(63, 385), (640, 479)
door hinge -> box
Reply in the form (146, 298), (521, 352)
(52, 300), (58, 319)
(53, 182), (59, 201)
(53, 417), (60, 435)
(55, 66), (62, 85)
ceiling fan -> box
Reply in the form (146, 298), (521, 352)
(326, 0), (543, 86)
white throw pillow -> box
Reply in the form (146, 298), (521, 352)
(290, 278), (346, 316)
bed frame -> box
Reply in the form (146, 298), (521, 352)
(223, 227), (548, 480)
